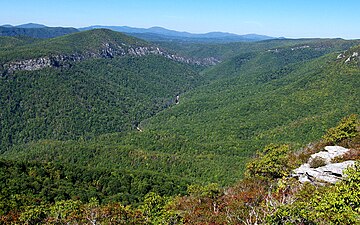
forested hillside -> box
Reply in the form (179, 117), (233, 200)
(0, 56), (200, 150)
(0, 30), (201, 150)
(0, 36), (38, 49)
(156, 38), (360, 62)
(0, 29), (149, 65)
(0, 28), (359, 224)
(118, 44), (360, 183)
(3, 36), (359, 184)
(0, 26), (79, 39)
(1, 112), (359, 224)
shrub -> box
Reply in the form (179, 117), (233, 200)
(268, 162), (360, 225)
(323, 114), (359, 144)
(332, 148), (360, 163)
(309, 156), (327, 168)
(245, 144), (292, 179)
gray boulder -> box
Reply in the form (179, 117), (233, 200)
(293, 161), (355, 184)
(309, 146), (349, 164)
(292, 146), (355, 184)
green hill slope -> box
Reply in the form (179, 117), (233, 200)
(0, 36), (38, 49)
(0, 29), (149, 64)
(4, 43), (359, 187)
(157, 38), (360, 62)
(140, 46), (359, 179)
(0, 30), (200, 150)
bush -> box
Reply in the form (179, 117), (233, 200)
(323, 114), (359, 144)
(245, 144), (292, 179)
(332, 148), (360, 163)
(268, 162), (360, 225)
(309, 156), (327, 168)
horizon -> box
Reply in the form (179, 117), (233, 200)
(2, 22), (358, 41)
(1, 22), (279, 37)
(1, 0), (360, 39)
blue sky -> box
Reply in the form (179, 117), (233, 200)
(1, 0), (359, 39)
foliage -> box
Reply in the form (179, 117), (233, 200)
(311, 162), (360, 224)
(174, 178), (270, 224)
(158, 38), (360, 62)
(2, 39), (360, 188)
(187, 183), (221, 199)
(172, 120), (360, 225)
(1, 31), (360, 224)
(332, 148), (360, 163)
(245, 144), (293, 179)
(323, 114), (359, 144)
(0, 29), (149, 64)
(0, 158), (189, 219)
(140, 192), (182, 224)
(48, 199), (82, 223)
(0, 54), (200, 150)
(0, 36), (37, 50)
(13, 199), (147, 224)
(267, 162), (360, 225)
(134, 44), (360, 183)
(2, 126), (357, 225)
(309, 156), (327, 168)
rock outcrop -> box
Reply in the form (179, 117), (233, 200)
(293, 160), (355, 184)
(292, 146), (355, 184)
(344, 51), (359, 63)
(337, 53), (345, 59)
(1, 43), (220, 75)
(309, 146), (349, 164)
(3, 54), (86, 74)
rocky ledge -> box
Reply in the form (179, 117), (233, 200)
(292, 146), (356, 184)
(338, 50), (359, 63)
(344, 51), (359, 63)
(1, 44), (220, 75)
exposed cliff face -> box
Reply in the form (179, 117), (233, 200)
(1, 43), (220, 75)
(3, 54), (85, 74)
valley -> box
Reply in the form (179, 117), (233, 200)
(0, 24), (359, 224)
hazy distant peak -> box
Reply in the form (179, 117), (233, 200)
(1, 24), (13, 28)
(80, 25), (277, 43)
(15, 23), (48, 28)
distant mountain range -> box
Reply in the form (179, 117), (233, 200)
(0, 23), (78, 38)
(80, 25), (277, 43)
(2, 23), (48, 29)
(0, 23), (278, 43)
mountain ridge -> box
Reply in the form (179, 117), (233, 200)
(0, 24), (78, 39)
(1, 23), (278, 43)
(0, 29), (219, 76)
(15, 23), (48, 29)
(81, 25), (277, 42)
(0, 29), (204, 149)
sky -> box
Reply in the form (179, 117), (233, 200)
(1, 0), (360, 39)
